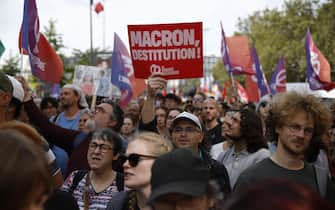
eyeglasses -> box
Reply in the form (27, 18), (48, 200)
(172, 126), (200, 134)
(285, 123), (314, 137)
(88, 142), (113, 153)
(119, 153), (157, 167)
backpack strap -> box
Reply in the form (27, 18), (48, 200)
(116, 172), (124, 192)
(68, 170), (88, 194)
(313, 165), (328, 197)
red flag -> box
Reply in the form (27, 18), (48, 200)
(94, 2), (104, 14)
(305, 29), (335, 91)
(246, 75), (260, 102)
(132, 78), (146, 99)
(226, 35), (254, 75)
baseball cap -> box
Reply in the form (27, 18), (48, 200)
(62, 84), (88, 108)
(148, 148), (210, 202)
(7, 75), (24, 102)
(171, 111), (202, 132)
(0, 71), (13, 94)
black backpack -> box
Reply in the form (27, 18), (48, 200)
(68, 170), (124, 194)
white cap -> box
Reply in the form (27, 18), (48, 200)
(7, 75), (24, 102)
(62, 84), (88, 108)
(171, 111), (202, 132)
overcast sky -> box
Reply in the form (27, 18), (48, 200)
(0, 0), (286, 65)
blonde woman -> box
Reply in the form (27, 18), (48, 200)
(106, 132), (173, 210)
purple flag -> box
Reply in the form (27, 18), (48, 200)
(21, 0), (39, 53)
(251, 46), (270, 97)
(270, 55), (286, 95)
(20, 0), (63, 83)
(111, 33), (133, 108)
(220, 22), (232, 75)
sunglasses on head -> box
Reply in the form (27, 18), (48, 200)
(119, 153), (157, 167)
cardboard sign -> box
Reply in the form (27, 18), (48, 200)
(128, 22), (203, 79)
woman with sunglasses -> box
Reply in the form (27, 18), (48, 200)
(106, 132), (173, 210)
(62, 128), (124, 210)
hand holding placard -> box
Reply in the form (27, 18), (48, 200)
(147, 72), (167, 97)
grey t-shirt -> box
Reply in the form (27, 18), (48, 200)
(234, 158), (335, 203)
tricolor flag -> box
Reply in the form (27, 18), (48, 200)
(111, 33), (134, 108)
(270, 55), (286, 95)
(20, 0), (63, 83)
(305, 29), (335, 91)
(251, 46), (270, 97)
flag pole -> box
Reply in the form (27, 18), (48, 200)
(89, 0), (94, 65)
(20, 48), (25, 78)
(102, 0), (106, 50)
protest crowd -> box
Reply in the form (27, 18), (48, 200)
(1, 0), (335, 209)
(1, 68), (335, 210)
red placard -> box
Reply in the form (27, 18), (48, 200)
(128, 22), (203, 79)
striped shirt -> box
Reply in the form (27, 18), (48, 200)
(62, 171), (120, 210)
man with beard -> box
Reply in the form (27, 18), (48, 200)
(202, 98), (223, 145)
(48, 84), (88, 176)
(234, 92), (335, 203)
(50, 84), (88, 130)
(217, 108), (270, 188)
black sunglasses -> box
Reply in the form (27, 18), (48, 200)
(119, 153), (157, 167)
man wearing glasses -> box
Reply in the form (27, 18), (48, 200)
(235, 91), (335, 203)
(170, 111), (231, 195)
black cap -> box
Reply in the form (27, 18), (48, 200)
(148, 148), (210, 202)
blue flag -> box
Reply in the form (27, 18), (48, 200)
(251, 46), (270, 97)
(270, 55), (286, 95)
(111, 33), (133, 108)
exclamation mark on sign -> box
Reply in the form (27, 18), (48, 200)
(197, 48), (201, 58)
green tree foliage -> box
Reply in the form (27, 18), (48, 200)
(0, 54), (20, 76)
(43, 19), (64, 52)
(236, 0), (332, 82)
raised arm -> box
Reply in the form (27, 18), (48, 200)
(141, 73), (167, 124)
(17, 76), (79, 154)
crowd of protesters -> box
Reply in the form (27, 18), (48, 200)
(0, 70), (335, 210)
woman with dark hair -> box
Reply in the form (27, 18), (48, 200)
(217, 108), (270, 188)
(220, 179), (335, 210)
(61, 128), (124, 210)
(0, 129), (52, 210)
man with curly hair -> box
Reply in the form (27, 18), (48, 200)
(234, 91), (335, 203)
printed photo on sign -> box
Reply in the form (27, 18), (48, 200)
(128, 22), (203, 80)
(73, 65), (111, 97)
